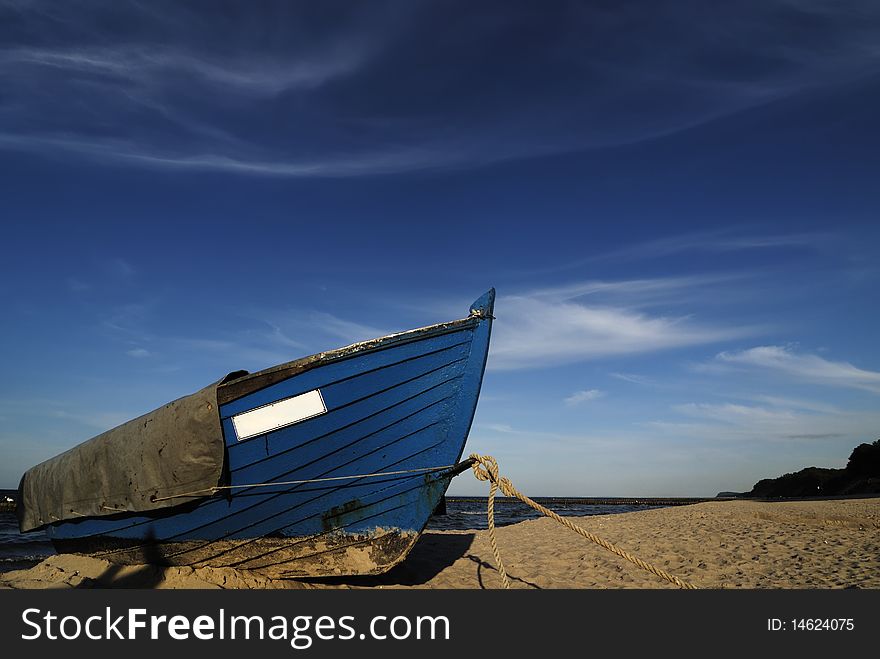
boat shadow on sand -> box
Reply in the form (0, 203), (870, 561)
(75, 531), (539, 589)
(299, 532), (475, 588)
(302, 532), (541, 589)
(80, 531), (169, 589)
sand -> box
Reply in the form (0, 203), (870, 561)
(2, 498), (877, 589)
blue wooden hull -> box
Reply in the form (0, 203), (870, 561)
(45, 291), (493, 577)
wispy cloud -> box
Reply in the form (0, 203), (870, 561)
(0, 397), (132, 434)
(520, 272), (750, 308)
(0, 133), (466, 178)
(0, 1), (386, 174)
(245, 309), (391, 354)
(583, 230), (828, 264)
(520, 229), (831, 277)
(168, 337), (290, 370)
(650, 399), (879, 443)
(4, 44), (365, 96)
(737, 394), (841, 415)
(101, 301), (157, 339)
(100, 298), (393, 373)
(305, 312), (390, 346)
(477, 422), (516, 434)
(48, 409), (131, 432)
(563, 389), (604, 406)
(673, 402), (797, 425)
(3, 2), (880, 176)
(489, 279), (755, 370)
(262, 322), (307, 351)
(109, 258), (135, 277)
(715, 345), (880, 393)
(66, 277), (89, 292)
(610, 372), (654, 386)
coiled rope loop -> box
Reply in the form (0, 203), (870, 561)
(468, 453), (698, 590)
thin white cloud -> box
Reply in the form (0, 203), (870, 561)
(249, 309), (391, 353)
(585, 230), (828, 264)
(564, 389), (604, 406)
(512, 230), (831, 277)
(0, 132), (463, 178)
(489, 284), (754, 370)
(66, 277), (89, 292)
(673, 402), (797, 424)
(522, 273), (749, 306)
(110, 258), (135, 277)
(149, 310), (387, 372)
(716, 345), (880, 393)
(477, 422), (516, 434)
(610, 372), (653, 386)
(650, 399), (879, 443)
(101, 300), (158, 340)
(102, 303), (151, 339)
(97, 296), (392, 374)
(305, 311), (390, 346)
(739, 394), (841, 415)
(3, 44), (366, 96)
(169, 337), (289, 369)
(46, 409), (131, 432)
(263, 322), (307, 351)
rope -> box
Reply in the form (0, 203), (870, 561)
(150, 464), (459, 502)
(468, 453), (698, 590)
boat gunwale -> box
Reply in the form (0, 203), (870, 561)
(217, 314), (483, 406)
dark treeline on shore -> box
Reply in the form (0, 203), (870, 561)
(745, 439), (880, 498)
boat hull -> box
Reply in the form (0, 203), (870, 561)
(42, 291), (494, 577)
(51, 461), (472, 577)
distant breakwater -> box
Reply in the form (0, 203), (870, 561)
(0, 489), (16, 513)
(447, 496), (718, 507)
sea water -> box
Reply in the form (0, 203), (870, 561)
(427, 497), (669, 531)
(0, 512), (54, 573)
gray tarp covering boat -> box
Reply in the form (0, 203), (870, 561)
(17, 381), (226, 532)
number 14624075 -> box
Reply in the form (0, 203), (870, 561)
(768, 618), (854, 631)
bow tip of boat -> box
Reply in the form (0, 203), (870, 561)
(469, 288), (495, 319)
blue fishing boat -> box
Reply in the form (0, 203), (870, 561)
(17, 290), (494, 577)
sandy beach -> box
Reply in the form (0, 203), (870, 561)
(2, 498), (877, 589)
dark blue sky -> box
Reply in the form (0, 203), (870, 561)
(2, 1), (879, 494)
